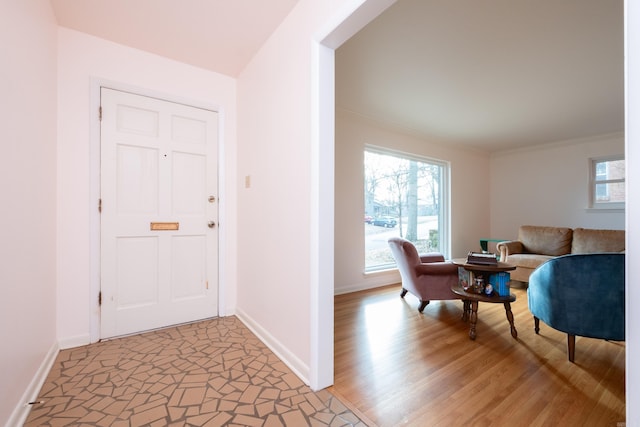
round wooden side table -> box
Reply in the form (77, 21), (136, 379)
(451, 259), (517, 340)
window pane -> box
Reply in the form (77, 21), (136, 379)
(595, 182), (625, 203)
(595, 159), (625, 181)
(595, 162), (607, 179)
(364, 150), (445, 271)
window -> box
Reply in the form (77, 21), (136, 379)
(590, 156), (625, 209)
(364, 147), (449, 272)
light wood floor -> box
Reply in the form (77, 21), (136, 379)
(332, 284), (625, 427)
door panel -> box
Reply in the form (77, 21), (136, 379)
(117, 104), (159, 136)
(171, 235), (206, 301)
(172, 152), (206, 214)
(117, 236), (159, 308)
(117, 145), (159, 214)
(100, 88), (218, 338)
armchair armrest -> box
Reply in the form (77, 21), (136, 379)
(496, 240), (523, 260)
(419, 253), (445, 263)
(415, 262), (458, 276)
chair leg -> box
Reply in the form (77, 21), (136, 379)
(567, 334), (575, 362)
(418, 300), (429, 313)
(533, 316), (540, 334)
(400, 288), (408, 298)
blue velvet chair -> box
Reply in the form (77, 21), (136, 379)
(527, 253), (625, 362)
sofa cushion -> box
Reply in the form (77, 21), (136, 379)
(506, 254), (554, 270)
(518, 225), (573, 256)
(571, 228), (625, 253)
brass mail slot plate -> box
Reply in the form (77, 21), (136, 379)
(150, 222), (179, 231)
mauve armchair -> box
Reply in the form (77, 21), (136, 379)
(527, 253), (625, 362)
(388, 237), (461, 312)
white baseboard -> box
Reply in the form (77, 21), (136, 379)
(6, 342), (59, 427)
(333, 269), (400, 296)
(334, 278), (400, 296)
(58, 334), (91, 350)
(334, 282), (386, 295)
(234, 308), (310, 386)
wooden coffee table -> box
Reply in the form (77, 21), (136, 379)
(451, 259), (517, 340)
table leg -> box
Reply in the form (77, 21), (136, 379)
(462, 300), (470, 321)
(504, 302), (517, 339)
(469, 300), (478, 340)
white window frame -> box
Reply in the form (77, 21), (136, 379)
(588, 155), (625, 211)
(363, 145), (450, 272)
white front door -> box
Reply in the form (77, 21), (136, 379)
(100, 88), (219, 338)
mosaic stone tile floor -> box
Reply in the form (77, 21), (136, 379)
(25, 316), (370, 427)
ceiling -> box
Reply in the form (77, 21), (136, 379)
(50, 0), (624, 152)
(336, 0), (624, 152)
(50, 0), (300, 77)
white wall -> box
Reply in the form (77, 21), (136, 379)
(56, 28), (238, 346)
(490, 133), (625, 239)
(0, 1), (58, 425)
(235, 0), (397, 388)
(236, 1), (317, 385)
(334, 110), (491, 294)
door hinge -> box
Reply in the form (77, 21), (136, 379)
(98, 291), (102, 306)
(98, 198), (102, 213)
(99, 106), (102, 121)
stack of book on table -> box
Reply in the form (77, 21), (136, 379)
(466, 251), (498, 266)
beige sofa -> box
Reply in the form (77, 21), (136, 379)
(497, 225), (625, 283)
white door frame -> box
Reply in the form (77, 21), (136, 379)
(88, 78), (227, 343)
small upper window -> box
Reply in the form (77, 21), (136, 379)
(590, 156), (625, 209)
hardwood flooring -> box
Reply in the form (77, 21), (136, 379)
(333, 284), (625, 427)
